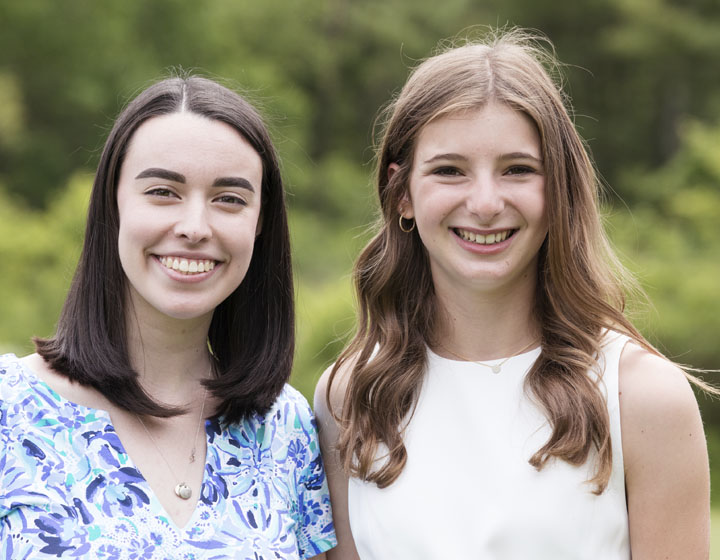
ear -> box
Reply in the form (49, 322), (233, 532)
(389, 163), (414, 219)
(255, 210), (263, 238)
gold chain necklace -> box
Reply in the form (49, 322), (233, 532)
(136, 387), (208, 500)
(439, 339), (539, 374)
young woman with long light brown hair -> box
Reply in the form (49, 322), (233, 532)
(315, 29), (710, 559)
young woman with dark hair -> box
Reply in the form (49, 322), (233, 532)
(316, 29), (710, 559)
(0, 76), (336, 558)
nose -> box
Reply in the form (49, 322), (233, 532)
(466, 173), (504, 222)
(173, 200), (212, 243)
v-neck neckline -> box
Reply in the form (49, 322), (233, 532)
(16, 355), (211, 533)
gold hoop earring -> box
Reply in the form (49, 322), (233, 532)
(398, 215), (415, 233)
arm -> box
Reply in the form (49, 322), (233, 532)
(619, 342), (710, 559)
(314, 364), (362, 560)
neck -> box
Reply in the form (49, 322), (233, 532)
(433, 274), (540, 362)
(124, 307), (214, 406)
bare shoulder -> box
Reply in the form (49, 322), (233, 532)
(313, 353), (358, 425)
(619, 342), (709, 558)
(618, 342), (702, 464)
(313, 354), (363, 560)
(618, 342), (699, 426)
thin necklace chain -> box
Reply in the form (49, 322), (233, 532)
(439, 339), (539, 374)
(136, 386), (208, 500)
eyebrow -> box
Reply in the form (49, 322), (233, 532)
(212, 177), (255, 192)
(422, 153), (468, 165)
(422, 152), (543, 165)
(500, 152), (543, 164)
(135, 167), (186, 183)
(135, 168), (255, 191)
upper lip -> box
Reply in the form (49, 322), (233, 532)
(452, 226), (516, 234)
(154, 252), (222, 262)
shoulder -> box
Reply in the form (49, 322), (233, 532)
(618, 342), (704, 472)
(618, 342), (698, 423)
(0, 352), (21, 374)
(0, 354), (47, 438)
(617, 344), (710, 555)
(0, 352), (34, 399)
(313, 353), (358, 429)
(264, 384), (317, 429)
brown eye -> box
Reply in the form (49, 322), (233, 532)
(433, 166), (463, 176)
(505, 165), (535, 176)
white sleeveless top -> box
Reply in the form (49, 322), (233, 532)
(348, 333), (630, 559)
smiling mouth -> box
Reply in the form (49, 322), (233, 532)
(454, 228), (516, 245)
(159, 256), (217, 275)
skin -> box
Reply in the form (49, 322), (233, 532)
(23, 112), (328, 556)
(316, 103), (709, 558)
(619, 344), (710, 558)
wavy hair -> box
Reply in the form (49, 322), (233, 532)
(327, 29), (653, 494)
(35, 75), (294, 425)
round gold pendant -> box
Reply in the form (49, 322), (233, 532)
(491, 365), (501, 374)
(174, 482), (192, 500)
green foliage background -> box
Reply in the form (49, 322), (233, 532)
(1, 0), (719, 503)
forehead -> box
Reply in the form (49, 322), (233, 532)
(122, 112), (263, 176)
(415, 103), (541, 157)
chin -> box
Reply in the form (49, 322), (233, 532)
(149, 301), (218, 322)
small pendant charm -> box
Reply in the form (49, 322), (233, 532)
(175, 482), (192, 500)
(491, 364), (501, 374)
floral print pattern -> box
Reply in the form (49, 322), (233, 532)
(0, 354), (336, 559)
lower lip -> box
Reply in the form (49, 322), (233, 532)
(154, 257), (221, 283)
(452, 230), (514, 254)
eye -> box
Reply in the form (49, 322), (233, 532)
(432, 166), (463, 177)
(214, 194), (248, 206)
(505, 165), (537, 176)
(145, 187), (178, 198)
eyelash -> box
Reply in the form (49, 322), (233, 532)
(144, 188), (247, 206)
(145, 187), (177, 198)
(505, 165), (536, 176)
(214, 194), (247, 206)
(432, 166), (463, 176)
(431, 165), (537, 177)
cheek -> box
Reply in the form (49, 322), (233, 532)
(116, 214), (162, 274)
(224, 217), (261, 263)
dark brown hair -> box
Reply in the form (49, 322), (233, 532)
(328, 29), (653, 493)
(35, 76), (294, 424)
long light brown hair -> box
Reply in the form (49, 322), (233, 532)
(327, 28), (654, 494)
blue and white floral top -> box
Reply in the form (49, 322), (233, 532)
(0, 354), (336, 559)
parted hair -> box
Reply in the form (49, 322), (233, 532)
(35, 75), (294, 425)
(327, 28), (652, 493)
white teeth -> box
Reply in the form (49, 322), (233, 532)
(160, 257), (216, 275)
(457, 229), (511, 245)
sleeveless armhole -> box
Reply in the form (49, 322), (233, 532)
(598, 331), (632, 500)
